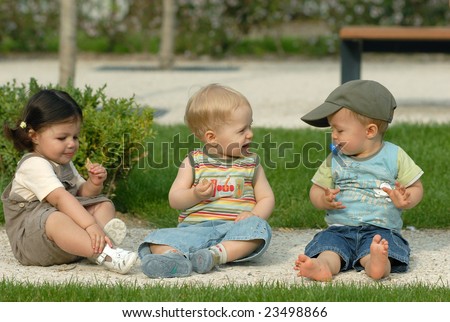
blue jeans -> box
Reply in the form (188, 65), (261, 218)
(305, 225), (410, 273)
(138, 216), (272, 263)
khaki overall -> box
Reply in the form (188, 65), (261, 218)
(1, 154), (110, 266)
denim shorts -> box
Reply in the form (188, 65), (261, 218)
(304, 225), (410, 273)
(138, 216), (272, 263)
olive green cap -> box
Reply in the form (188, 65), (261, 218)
(301, 80), (397, 127)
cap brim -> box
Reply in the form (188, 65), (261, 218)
(301, 101), (343, 127)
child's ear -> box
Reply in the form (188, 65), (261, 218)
(204, 130), (217, 144)
(366, 123), (379, 139)
(28, 129), (38, 144)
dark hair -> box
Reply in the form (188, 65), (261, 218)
(3, 89), (83, 152)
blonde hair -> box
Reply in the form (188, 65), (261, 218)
(185, 84), (251, 139)
(347, 109), (389, 137)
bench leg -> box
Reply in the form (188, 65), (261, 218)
(341, 40), (361, 83)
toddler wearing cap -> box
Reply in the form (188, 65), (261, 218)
(294, 80), (424, 281)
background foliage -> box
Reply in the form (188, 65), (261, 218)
(0, 78), (154, 213)
(0, 0), (449, 57)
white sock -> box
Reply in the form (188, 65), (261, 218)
(209, 243), (228, 264)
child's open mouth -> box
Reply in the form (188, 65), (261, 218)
(242, 143), (251, 155)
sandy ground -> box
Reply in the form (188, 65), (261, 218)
(0, 55), (449, 287)
(1, 222), (449, 287)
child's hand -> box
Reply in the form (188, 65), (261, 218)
(235, 211), (256, 222)
(194, 178), (214, 200)
(85, 223), (108, 254)
(382, 181), (411, 209)
(323, 187), (346, 210)
(86, 158), (107, 186)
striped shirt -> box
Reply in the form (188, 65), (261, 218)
(179, 149), (258, 223)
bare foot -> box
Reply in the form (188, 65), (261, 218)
(294, 254), (333, 282)
(364, 234), (390, 280)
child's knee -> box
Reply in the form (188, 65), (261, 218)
(245, 215), (271, 236)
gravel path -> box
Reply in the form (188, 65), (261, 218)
(0, 55), (450, 128)
(1, 226), (448, 287)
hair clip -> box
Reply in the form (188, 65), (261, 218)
(19, 121), (27, 129)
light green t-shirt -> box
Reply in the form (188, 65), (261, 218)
(312, 143), (423, 190)
(311, 142), (423, 231)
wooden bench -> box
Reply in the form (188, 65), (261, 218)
(340, 26), (450, 83)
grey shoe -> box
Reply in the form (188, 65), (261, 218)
(190, 249), (220, 274)
(141, 252), (192, 278)
(103, 218), (127, 246)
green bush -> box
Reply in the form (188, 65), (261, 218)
(0, 78), (154, 222)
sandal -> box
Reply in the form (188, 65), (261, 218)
(96, 244), (138, 274)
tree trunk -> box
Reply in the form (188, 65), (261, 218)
(159, 0), (176, 69)
(59, 0), (77, 87)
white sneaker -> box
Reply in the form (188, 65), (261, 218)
(96, 244), (138, 274)
(103, 218), (127, 246)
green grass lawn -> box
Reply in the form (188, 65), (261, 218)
(1, 280), (449, 302)
(113, 123), (450, 229)
(1, 123), (449, 302)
